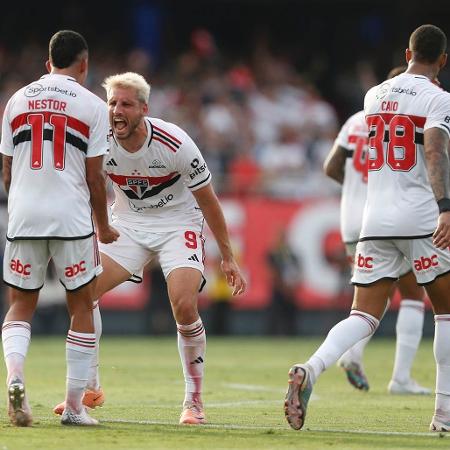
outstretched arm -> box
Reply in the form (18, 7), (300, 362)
(424, 127), (450, 249)
(192, 183), (246, 295)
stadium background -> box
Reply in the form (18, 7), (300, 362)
(0, 0), (449, 336)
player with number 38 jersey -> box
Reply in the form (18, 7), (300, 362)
(362, 73), (450, 239)
(285, 25), (450, 434)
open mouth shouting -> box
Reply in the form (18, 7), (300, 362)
(113, 116), (128, 136)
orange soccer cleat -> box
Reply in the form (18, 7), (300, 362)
(53, 387), (105, 415)
(179, 401), (206, 425)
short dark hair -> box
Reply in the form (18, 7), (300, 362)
(387, 65), (407, 79)
(49, 30), (88, 69)
(409, 24), (447, 64)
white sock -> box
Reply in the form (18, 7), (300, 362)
(87, 300), (101, 391)
(177, 318), (206, 405)
(339, 336), (371, 366)
(339, 298), (389, 366)
(306, 310), (379, 383)
(2, 321), (31, 384)
(434, 315), (450, 417)
(391, 299), (424, 384)
(66, 330), (96, 413)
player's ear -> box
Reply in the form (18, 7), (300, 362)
(142, 102), (149, 115)
(80, 56), (88, 75)
(439, 53), (448, 70)
(45, 60), (52, 73)
(405, 48), (412, 63)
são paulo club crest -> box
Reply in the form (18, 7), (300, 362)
(127, 178), (149, 199)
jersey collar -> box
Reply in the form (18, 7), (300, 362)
(40, 73), (77, 82)
(145, 117), (154, 148)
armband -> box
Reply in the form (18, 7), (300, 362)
(437, 198), (450, 213)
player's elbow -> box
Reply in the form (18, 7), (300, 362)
(323, 161), (340, 181)
(323, 159), (333, 177)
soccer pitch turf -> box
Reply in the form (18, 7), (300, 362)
(0, 336), (448, 449)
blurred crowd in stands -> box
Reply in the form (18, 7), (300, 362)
(0, 3), (449, 203)
(0, 28), (355, 200)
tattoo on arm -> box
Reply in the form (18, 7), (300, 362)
(424, 128), (450, 201)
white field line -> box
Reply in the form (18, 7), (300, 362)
(37, 415), (447, 437)
(100, 418), (448, 437)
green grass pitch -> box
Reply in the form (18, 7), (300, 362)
(0, 336), (448, 449)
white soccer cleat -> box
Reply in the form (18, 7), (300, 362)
(388, 379), (431, 395)
(430, 415), (450, 432)
(61, 408), (99, 426)
(7, 377), (33, 427)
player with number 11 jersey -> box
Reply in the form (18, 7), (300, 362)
(1, 73), (109, 241)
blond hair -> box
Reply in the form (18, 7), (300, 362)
(102, 72), (151, 104)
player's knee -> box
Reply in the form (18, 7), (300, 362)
(171, 298), (198, 323)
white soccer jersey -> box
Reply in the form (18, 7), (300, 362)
(362, 73), (450, 239)
(105, 117), (211, 231)
(0, 74), (109, 240)
(335, 110), (368, 243)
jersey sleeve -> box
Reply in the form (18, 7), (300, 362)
(424, 92), (450, 138)
(0, 98), (14, 157)
(86, 101), (109, 158)
(335, 116), (351, 148)
(176, 133), (212, 191)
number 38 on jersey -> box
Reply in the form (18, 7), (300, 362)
(366, 113), (425, 172)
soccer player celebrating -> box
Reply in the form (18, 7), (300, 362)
(323, 66), (430, 395)
(1, 30), (118, 426)
(285, 24), (450, 432)
(53, 72), (247, 424)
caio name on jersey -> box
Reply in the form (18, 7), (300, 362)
(414, 255), (438, 271)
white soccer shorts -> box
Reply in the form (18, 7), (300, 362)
(98, 223), (205, 280)
(351, 237), (450, 285)
(3, 235), (102, 291)
(346, 241), (411, 277)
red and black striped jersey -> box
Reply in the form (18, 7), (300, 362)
(105, 117), (211, 231)
(0, 73), (109, 240)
